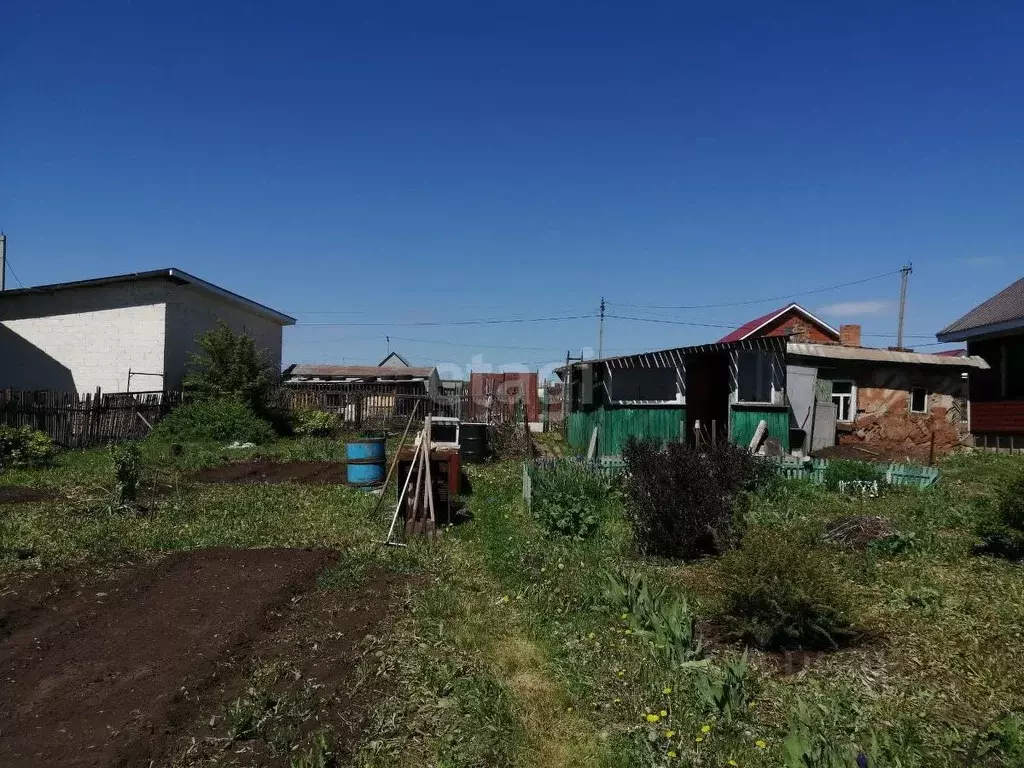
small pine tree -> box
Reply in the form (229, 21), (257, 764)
(183, 323), (279, 417)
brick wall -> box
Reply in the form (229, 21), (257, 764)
(755, 312), (838, 343)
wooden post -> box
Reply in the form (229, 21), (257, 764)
(928, 428), (936, 467)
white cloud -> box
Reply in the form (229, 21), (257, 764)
(961, 256), (1004, 267)
(819, 300), (893, 317)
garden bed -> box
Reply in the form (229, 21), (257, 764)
(0, 547), (406, 767)
(0, 485), (59, 505)
(190, 458), (348, 485)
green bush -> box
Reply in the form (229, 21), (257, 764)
(822, 459), (882, 491)
(529, 460), (608, 539)
(621, 437), (772, 560)
(150, 397), (277, 445)
(292, 407), (336, 437)
(976, 473), (1024, 560)
(110, 442), (142, 505)
(719, 526), (855, 650)
(0, 425), (56, 469)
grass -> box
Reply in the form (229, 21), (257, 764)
(3, 437), (1024, 766)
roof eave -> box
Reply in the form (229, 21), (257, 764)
(936, 317), (1024, 343)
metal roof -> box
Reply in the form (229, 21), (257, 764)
(787, 342), (990, 369)
(284, 364), (436, 379)
(937, 277), (1024, 341)
(0, 267), (296, 325)
(557, 336), (786, 375)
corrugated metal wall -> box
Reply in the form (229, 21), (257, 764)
(567, 406), (686, 456)
(730, 407), (790, 452)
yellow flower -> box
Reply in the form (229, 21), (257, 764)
(614, 697), (621, 704)
(663, 687), (672, 694)
(748, 701), (757, 709)
(695, 736), (703, 743)
(701, 724), (711, 733)
(665, 730), (676, 738)
(667, 751), (677, 758)
(728, 761), (738, 767)
(620, 613), (628, 620)
(755, 739), (767, 749)
(566, 707), (573, 713)
(624, 629), (633, 635)
(617, 670), (625, 677)
(660, 710), (668, 717)
(587, 632), (595, 639)
(646, 714), (660, 723)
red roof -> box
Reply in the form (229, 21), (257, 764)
(716, 303), (838, 343)
(934, 349), (966, 357)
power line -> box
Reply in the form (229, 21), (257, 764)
(608, 269), (902, 310)
(297, 313), (595, 328)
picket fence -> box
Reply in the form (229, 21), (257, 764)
(526, 454), (940, 492)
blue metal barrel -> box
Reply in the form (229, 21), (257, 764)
(346, 436), (386, 487)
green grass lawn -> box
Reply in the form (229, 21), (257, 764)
(3, 439), (1024, 767)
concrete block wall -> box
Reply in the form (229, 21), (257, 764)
(0, 281), (169, 393)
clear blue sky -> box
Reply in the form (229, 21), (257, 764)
(3, 2), (1022, 378)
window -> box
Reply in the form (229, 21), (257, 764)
(910, 387), (928, 413)
(832, 380), (856, 422)
(737, 351), (772, 403)
(608, 368), (682, 403)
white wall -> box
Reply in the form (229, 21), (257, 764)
(163, 284), (285, 390)
(0, 281), (169, 393)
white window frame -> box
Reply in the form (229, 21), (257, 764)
(831, 379), (857, 423)
(731, 350), (783, 405)
(909, 386), (929, 414)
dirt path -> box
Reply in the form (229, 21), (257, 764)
(0, 548), (340, 767)
(189, 459), (347, 485)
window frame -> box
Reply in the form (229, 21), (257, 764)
(831, 379), (857, 423)
(734, 350), (776, 405)
(909, 386), (928, 414)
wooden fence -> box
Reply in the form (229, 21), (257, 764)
(0, 390), (177, 448)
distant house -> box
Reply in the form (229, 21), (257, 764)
(282, 364), (440, 396)
(559, 307), (987, 461)
(0, 268), (295, 394)
(378, 351), (412, 368)
(937, 277), (1024, 449)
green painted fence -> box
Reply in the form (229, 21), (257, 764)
(567, 406), (685, 457)
(768, 456), (940, 489)
(730, 406), (790, 453)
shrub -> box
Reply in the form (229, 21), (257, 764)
(292, 407), (336, 437)
(822, 459), (882, 491)
(976, 473), (1024, 560)
(151, 396), (277, 445)
(719, 526), (855, 650)
(110, 442), (142, 505)
(0, 425), (56, 469)
(183, 322), (281, 420)
(620, 437), (770, 560)
(530, 461), (608, 539)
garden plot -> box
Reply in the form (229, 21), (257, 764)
(190, 458), (348, 484)
(0, 547), (405, 767)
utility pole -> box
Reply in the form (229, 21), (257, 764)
(0, 233), (6, 292)
(896, 263), (913, 350)
(597, 297), (606, 360)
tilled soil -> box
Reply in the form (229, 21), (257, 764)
(0, 547), (399, 767)
(0, 486), (58, 505)
(190, 459), (348, 485)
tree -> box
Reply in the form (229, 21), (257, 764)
(183, 323), (279, 416)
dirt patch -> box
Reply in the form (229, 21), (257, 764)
(0, 547), (343, 767)
(812, 443), (935, 464)
(190, 459), (348, 485)
(0, 486), (58, 505)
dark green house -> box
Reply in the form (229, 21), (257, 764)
(558, 336), (789, 457)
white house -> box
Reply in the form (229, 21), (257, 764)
(0, 268), (296, 394)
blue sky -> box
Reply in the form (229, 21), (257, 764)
(3, 2), (1022, 377)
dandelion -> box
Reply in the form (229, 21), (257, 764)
(701, 724), (711, 734)
(667, 751), (677, 758)
(617, 670), (625, 677)
(665, 730), (676, 738)
(558, 562), (565, 569)
(748, 701), (757, 709)
(695, 736), (703, 743)
(500, 595), (510, 603)
(624, 629), (633, 635)
(755, 740), (767, 749)
(663, 687), (672, 694)
(614, 698), (621, 704)
(620, 613), (628, 620)
(660, 710), (667, 717)
(646, 714), (660, 724)
(566, 707), (573, 713)
(728, 761), (738, 767)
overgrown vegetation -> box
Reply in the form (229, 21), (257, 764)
(183, 322), (281, 420)
(150, 395), (277, 444)
(976, 472), (1024, 560)
(292, 407), (337, 437)
(719, 525), (855, 650)
(0, 425), (55, 470)
(529, 460), (610, 538)
(620, 437), (770, 559)
(822, 458), (882, 491)
(110, 441), (142, 505)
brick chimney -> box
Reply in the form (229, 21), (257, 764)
(839, 324), (862, 347)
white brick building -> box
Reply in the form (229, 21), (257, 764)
(0, 269), (295, 394)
